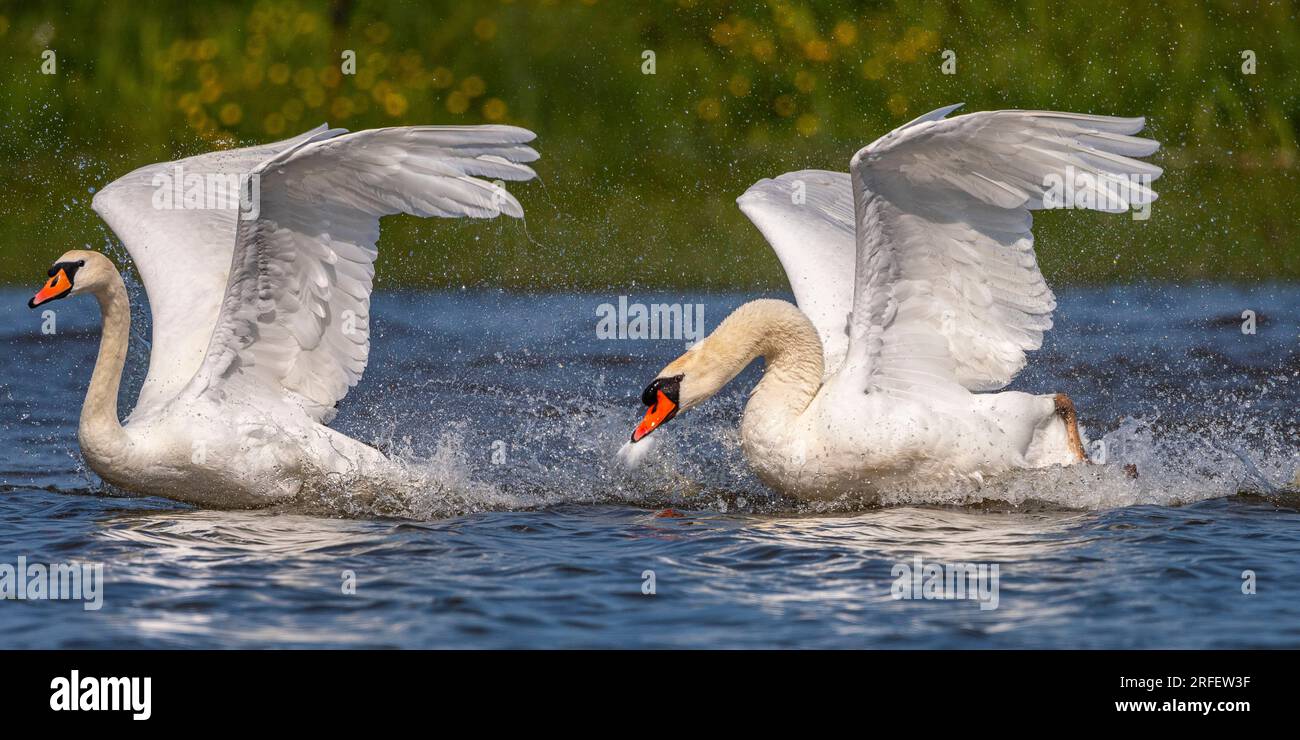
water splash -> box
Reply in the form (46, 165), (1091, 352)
(277, 399), (1296, 520)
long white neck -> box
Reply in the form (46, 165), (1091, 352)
(78, 269), (132, 473)
(694, 299), (824, 432)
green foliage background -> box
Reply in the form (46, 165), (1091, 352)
(0, 0), (1297, 290)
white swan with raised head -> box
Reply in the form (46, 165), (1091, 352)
(30, 124), (538, 507)
(625, 105), (1160, 500)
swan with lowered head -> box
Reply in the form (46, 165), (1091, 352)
(30, 124), (538, 507)
(626, 105), (1160, 500)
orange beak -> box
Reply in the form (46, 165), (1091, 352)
(29, 269), (72, 308)
(632, 390), (678, 443)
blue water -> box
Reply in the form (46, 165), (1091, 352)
(1, 284), (1298, 648)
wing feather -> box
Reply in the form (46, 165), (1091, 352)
(91, 126), (345, 416)
(186, 125), (538, 422)
(736, 170), (856, 375)
(842, 106), (1161, 398)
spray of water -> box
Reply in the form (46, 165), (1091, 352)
(277, 392), (1297, 521)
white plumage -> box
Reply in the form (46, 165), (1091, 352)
(48, 124), (537, 506)
(841, 106), (1158, 395)
(633, 105), (1161, 499)
(187, 126), (537, 422)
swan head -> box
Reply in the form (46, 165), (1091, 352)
(631, 373), (683, 443)
(630, 345), (730, 442)
(28, 250), (113, 309)
(630, 302), (791, 443)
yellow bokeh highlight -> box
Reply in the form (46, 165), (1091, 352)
(460, 75), (486, 97)
(474, 18), (497, 41)
(711, 21), (736, 47)
(293, 67), (315, 89)
(398, 50), (423, 76)
(384, 91), (408, 117)
(727, 74), (751, 97)
(833, 21), (858, 46)
(268, 63), (291, 85)
(431, 66), (455, 88)
(803, 38), (831, 62)
(366, 21), (391, 44)
(294, 12), (318, 36)
(795, 113), (819, 137)
(147, 6), (905, 144)
(242, 62), (264, 88)
(330, 96), (355, 120)
(186, 108), (209, 131)
(482, 98), (507, 121)
(446, 90), (469, 114)
(199, 79), (223, 104)
(264, 112), (286, 135)
(894, 26), (940, 63)
(365, 52), (389, 74)
(218, 103), (242, 126)
(773, 95), (795, 117)
(320, 66), (342, 88)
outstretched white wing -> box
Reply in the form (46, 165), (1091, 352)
(91, 125), (344, 417)
(185, 125), (538, 422)
(841, 105), (1161, 400)
(737, 170), (856, 375)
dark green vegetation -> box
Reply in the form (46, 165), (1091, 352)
(1, 1), (1296, 289)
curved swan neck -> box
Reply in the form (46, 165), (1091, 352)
(742, 300), (824, 417)
(78, 268), (131, 464)
(701, 299), (824, 417)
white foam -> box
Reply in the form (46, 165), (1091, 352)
(279, 402), (1294, 520)
(615, 435), (660, 470)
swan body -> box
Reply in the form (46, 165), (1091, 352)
(32, 125), (538, 507)
(627, 105), (1160, 500)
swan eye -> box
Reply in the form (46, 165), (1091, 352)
(47, 260), (84, 282)
(641, 374), (682, 406)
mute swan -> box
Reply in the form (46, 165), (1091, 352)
(626, 105), (1160, 500)
(29, 124), (538, 507)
